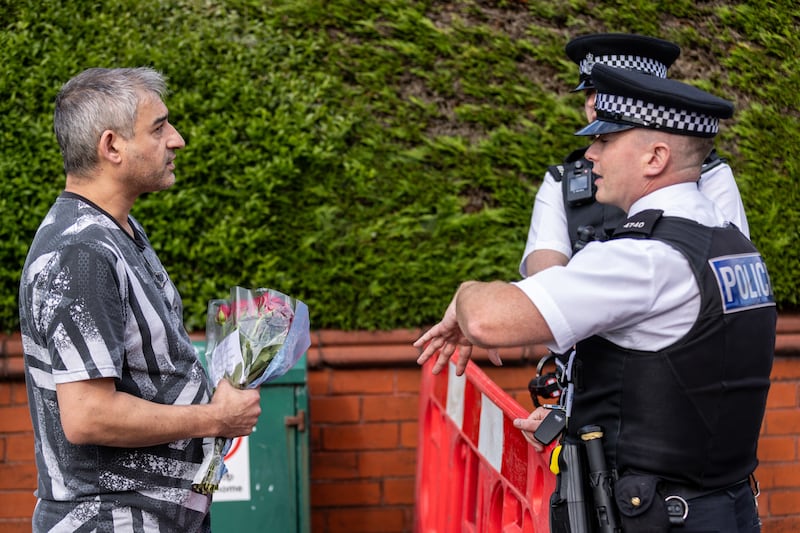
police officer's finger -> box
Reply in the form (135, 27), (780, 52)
(453, 344), (473, 376)
(520, 428), (544, 452)
(431, 345), (453, 375)
(416, 337), (443, 366)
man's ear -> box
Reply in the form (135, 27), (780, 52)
(98, 130), (122, 164)
(643, 141), (670, 177)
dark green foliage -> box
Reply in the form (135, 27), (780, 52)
(2, 0), (797, 332)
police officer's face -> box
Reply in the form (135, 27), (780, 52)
(584, 90), (597, 122)
(585, 129), (650, 212)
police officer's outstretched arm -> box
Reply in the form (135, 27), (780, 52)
(414, 280), (553, 376)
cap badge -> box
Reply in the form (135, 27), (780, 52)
(584, 53), (595, 74)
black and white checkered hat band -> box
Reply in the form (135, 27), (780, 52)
(595, 93), (720, 135)
(579, 54), (669, 78)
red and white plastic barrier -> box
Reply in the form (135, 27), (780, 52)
(415, 356), (555, 532)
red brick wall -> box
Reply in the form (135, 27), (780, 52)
(2, 320), (800, 533)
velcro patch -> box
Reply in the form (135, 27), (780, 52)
(709, 253), (775, 313)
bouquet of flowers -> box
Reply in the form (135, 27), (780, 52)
(192, 286), (311, 495)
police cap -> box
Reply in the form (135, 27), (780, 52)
(574, 64), (734, 138)
(566, 33), (681, 92)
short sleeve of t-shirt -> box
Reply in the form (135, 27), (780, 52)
(40, 241), (127, 383)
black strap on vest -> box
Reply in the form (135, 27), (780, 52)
(610, 209), (665, 239)
(701, 149), (724, 174)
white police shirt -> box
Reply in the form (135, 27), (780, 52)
(518, 162), (749, 277)
(513, 183), (732, 354)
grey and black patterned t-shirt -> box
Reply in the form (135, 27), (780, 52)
(19, 192), (214, 532)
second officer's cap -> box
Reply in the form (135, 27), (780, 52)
(565, 33), (681, 92)
(574, 64), (734, 138)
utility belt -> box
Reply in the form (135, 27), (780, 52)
(529, 351), (759, 532)
(548, 436), (756, 532)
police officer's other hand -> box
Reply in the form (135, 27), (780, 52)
(210, 379), (262, 438)
(414, 297), (474, 376)
(513, 407), (551, 453)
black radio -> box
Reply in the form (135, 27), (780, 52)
(565, 159), (595, 206)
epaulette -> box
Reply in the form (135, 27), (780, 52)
(701, 149), (726, 174)
(548, 147), (590, 182)
(564, 146), (589, 164)
(611, 209), (665, 239)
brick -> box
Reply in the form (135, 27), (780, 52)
(330, 370), (394, 395)
(0, 519), (36, 533)
(309, 425), (323, 452)
(771, 359), (800, 380)
(767, 381), (799, 408)
(310, 451), (358, 480)
(358, 450), (417, 477)
(395, 369), (422, 394)
(11, 382), (29, 405)
(0, 490), (36, 519)
(318, 344), (418, 366)
(362, 395), (418, 422)
(316, 329), (419, 346)
(775, 335), (800, 356)
(773, 463), (800, 488)
(310, 512), (326, 533)
(0, 462), (38, 490)
(326, 507), (407, 533)
(399, 421), (418, 448)
(776, 314), (800, 334)
(321, 422), (399, 451)
(764, 409), (800, 435)
(769, 489), (800, 516)
(0, 384), (11, 405)
(307, 368), (332, 395)
(6, 434), (35, 462)
(758, 436), (798, 462)
(311, 480), (381, 506)
(0, 406), (33, 433)
(383, 477), (415, 505)
(762, 515), (800, 533)
(511, 391), (535, 411)
(310, 395), (361, 423)
(755, 464), (779, 489)
(483, 366), (536, 392)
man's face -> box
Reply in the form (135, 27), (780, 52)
(584, 129), (647, 211)
(120, 92), (185, 194)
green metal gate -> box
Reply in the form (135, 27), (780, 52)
(193, 342), (311, 532)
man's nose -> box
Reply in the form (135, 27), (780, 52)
(170, 127), (186, 150)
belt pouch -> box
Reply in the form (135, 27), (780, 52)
(614, 474), (670, 532)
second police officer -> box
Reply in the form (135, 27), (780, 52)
(520, 33), (750, 277)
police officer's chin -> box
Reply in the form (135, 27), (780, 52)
(593, 175), (606, 202)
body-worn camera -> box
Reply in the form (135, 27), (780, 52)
(565, 159), (594, 206)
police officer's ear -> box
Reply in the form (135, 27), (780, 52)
(642, 137), (671, 178)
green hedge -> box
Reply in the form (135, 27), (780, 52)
(1, 0), (798, 332)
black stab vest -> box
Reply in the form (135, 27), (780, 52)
(566, 209), (776, 489)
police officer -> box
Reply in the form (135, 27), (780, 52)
(520, 33), (750, 277)
(415, 65), (775, 532)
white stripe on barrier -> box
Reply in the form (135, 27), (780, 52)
(478, 393), (504, 473)
(446, 363), (466, 430)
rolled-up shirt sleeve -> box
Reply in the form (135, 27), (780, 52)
(512, 238), (700, 354)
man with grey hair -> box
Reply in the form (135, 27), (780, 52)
(19, 67), (262, 532)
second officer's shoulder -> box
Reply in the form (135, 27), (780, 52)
(548, 147), (589, 182)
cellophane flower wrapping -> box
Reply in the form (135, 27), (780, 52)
(191, 286), (311, 495)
